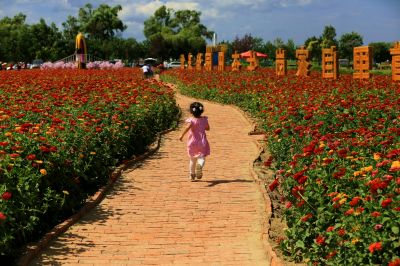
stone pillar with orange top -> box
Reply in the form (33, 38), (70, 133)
(353, 46), (372, 79)
(322, 46), (339, 79)
(276, 48), (287, 76)
(390, 41), (400, 82)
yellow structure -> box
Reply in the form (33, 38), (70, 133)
(390, 41), (400, 82)
(180, 54), (185, 70)
(276, 48), (287, 76)
(75, 33), (87, 69)
(218, 52), (225, 71)
(196, 53), (203, 70)
(246, 50), (259, 71)
(204, 52), (212, 71)
(231, 51), (241, 71)
(296, 46), (310, 77)
(187, 53), (194, 70)
(353, 46), (372, 79)
(322, 46), (339, 80)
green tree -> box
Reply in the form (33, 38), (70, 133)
(232, 34), (261, 53)
(285, 39), (296, 60)
(339, 32), (363, 61)
(143, 5), (213, 60)
(320, 25), (338, 48)
(0, 13), (32, 62)
(78, 3), (126, 40)
(29, 18), (66, 61)
(369, 42), (391, 63)
(305, 36), (321, 62)
(263, 41), (276, 60)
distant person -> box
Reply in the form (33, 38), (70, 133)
(179, 102), (210, 181)
(142, 64), (153, 79)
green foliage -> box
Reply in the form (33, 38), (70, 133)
(339, 32), (364, 61)
(143, 5), (213, 60)
(369, 42), (392, 63)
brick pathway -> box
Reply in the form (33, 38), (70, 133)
(30, 88), (271, 265)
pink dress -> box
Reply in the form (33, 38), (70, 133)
(185, 116), (210, 157)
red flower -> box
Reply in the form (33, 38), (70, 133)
(1, 191), (12, 200)
(344, 208), (354, 216)
(26, 154), (37, 160)
(371, 211), (381, 217)
(368, 242), (382, 253)
(326, 226), (335, 232)
(301, 213), (313, 222)
(337, 228), (346, 237)
(315, 235), (325, 245)
(0, 212), (6, 221)
(381, 198), (393, 208)
(349, 196), (362, 207)
(268, 179), (279, 191)
(389, 258), (400, 266)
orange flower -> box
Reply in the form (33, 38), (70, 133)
(368, 242), (382, 253)
(40, 169), (47, 175)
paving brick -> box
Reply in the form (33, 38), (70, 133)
(30, 88), (270, 265)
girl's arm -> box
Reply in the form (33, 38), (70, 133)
(179, 123), (191, 141)
(205, 122), (210, 131)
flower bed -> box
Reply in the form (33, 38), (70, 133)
(163, 69), (400, 265)
(0, 68), (179, 258)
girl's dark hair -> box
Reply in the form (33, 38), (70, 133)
(190, 102), (204, 118)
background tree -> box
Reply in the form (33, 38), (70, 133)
(0, 13), (32, 62)
(143, 5), (213, 60)
(369, 42), (391, 63)
(284, 39), (296, 60)
(305, 36), (321, 62)
(320, 25), (338, 48)
(232, 34), (261, 53)
(338, 32), (363, 61)
(78, 4), (126, 40)
(263, 41), (276, 60)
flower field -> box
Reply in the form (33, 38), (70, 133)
(164, 69), (400, 265)
(0, 68), (179, 257)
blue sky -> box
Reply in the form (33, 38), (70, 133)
(0, 0), (399, 45)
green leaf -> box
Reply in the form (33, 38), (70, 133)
(295, 240), (305, 249)
(392, 226), (399, 234)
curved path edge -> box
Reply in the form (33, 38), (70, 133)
(19, 79), (286, 266)
(17, 113), (181, 266)
(163, 81), (285, 266)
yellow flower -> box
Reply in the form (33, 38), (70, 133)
(353, 171), (363, 177)
(339, 198), (347, 205)
(5, 132), (12, 137)
(35, 160), (43, 164)
(319, 141), (326, 148)
(62, 190), (69, 195)
(351, 238), (360, 244)
(361, 166), (373, 172)
(391, 161), (400, 169)
(40, 169), (47, 175)
(373, 153), (381, 161)
(90, 151), (96, 155)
